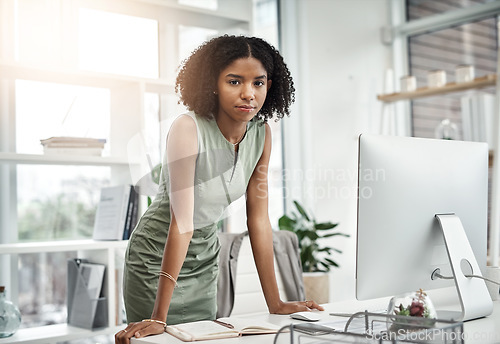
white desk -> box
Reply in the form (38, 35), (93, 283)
(132, 299), (500, 344)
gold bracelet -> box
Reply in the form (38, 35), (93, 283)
(158, 271), (178, 288)
(142, 318), (167, 330)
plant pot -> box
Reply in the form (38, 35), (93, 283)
(302, 272), (329, 304)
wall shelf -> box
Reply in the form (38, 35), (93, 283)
(0, 62), (175, 94)
(377, 74), (497, 103)
(0, 239), (128, 254)
(0, 152), (140, 166)
(0, 152), (139, 166)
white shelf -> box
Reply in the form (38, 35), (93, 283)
(0, 152), (140, 166)
(0, 323), (126, 344)
(0, 239), (128, 255)
(0, 61), (175, 94)
(377, 74), (497, 103)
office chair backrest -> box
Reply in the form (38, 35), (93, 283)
(217, 230), (305, 317)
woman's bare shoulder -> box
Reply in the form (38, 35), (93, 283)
(167, 114), (198, 159)
(170, 113), (197, 133)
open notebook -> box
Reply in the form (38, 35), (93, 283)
(165, 317), (281, 341)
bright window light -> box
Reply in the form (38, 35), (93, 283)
(17, 165), (110, 241)
(15, 80), (110, 154)
(178, 0), (217, 11)
(78, 8), (159, 78)
(178, 25), (218, 63)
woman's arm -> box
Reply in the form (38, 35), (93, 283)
(246, 124), (324, 314)
(116, 115), (198, 343)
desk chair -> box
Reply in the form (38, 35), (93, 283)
(217, 230), (305, 317)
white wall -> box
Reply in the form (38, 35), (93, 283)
(280, 0), (393, 301)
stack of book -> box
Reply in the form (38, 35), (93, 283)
(93, 185), (139, 241)
(40, 136), (106, 156)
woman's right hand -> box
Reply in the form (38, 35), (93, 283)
(115, 321), (165, 344)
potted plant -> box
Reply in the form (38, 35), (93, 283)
(278, 200), (349, 303)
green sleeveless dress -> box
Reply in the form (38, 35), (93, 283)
(123, 112), (266, 325)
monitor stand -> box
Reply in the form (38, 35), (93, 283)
(434, 214), (493, 321)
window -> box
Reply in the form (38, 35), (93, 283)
(17, 165), (109, 241)
(78, 9), (159, 78)
(18, 251), (76, 327)
(15, 0), (65, 66)
(15, 80), (110, 154)
(178, 25), (218, 63)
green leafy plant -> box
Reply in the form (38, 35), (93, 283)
(278, 200), (349, 272)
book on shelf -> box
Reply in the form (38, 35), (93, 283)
(165, 317), (281, 341)
(93, 185), (139, 241)
(40, 136), (106, 147)
(122, 186), (139, 240)
(40, 136), (106, 156)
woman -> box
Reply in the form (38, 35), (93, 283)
(115, 35), (323, 343)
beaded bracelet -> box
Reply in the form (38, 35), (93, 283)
(142, 318), (167, 330)
(158, 271), (178, 288)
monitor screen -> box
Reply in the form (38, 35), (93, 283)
(356, 134), (491, 319)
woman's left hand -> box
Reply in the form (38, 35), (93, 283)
(269, 300), (324, 314)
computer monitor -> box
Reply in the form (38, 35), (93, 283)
(356, 133), (493, 321)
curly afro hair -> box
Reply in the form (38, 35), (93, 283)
(175, 35), (295, 122)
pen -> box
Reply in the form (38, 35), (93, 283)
(213, 319), (234, 329)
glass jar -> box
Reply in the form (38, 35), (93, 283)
(386, 289), (437, 335)
(435, 119), (459, 140)
(0, 286), (22, 338)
